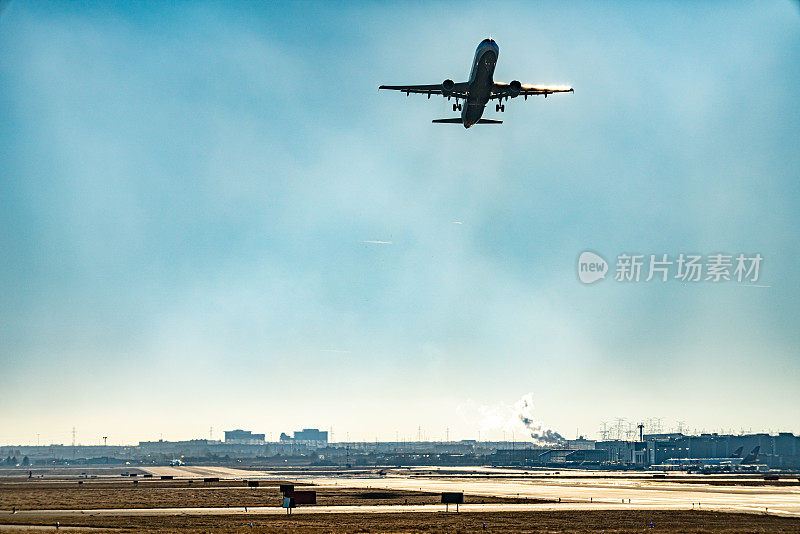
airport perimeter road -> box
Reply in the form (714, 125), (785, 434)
(5, 500), (797, 519)
(139, 466), (800, 517)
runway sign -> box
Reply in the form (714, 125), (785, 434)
(441, 492), (464, 504)
(285, 490), (316, 504)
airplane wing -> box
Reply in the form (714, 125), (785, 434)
(379, 82), (469, 99)
(492, 82), (573, 99)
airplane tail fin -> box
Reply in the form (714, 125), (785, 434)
(742, 446), (760, 464)
(731, 446), (744, 458)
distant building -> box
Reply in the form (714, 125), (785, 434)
(596, 440), (647, 466)
(294, 429), (328, 443)
(224, 429), (265, 445)
(538, 449), (577, 464)
(279, 428), (328, 444)
(566, 437), (596, 450)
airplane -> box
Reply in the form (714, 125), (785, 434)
(656, 446), (762, 472)
(379, 38), (573, 128)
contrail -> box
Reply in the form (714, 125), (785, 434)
(362, 240), (392, 244)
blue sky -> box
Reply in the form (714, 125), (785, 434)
(1, 1), (799, 445)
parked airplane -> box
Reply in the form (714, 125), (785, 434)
(741, 446), (760, 464)
(379, 38), (573, 128)
(657, 446), (762, 471)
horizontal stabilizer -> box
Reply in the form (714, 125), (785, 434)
(431, 118), (503, 124)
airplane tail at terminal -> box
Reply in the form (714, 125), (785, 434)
(432, 118), (503, 124)
(730, 446), (744, 458)
(742, 446), (760, 464)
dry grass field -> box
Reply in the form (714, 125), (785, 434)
(2, 510), (800, 533)
(0, 478), (536, 511)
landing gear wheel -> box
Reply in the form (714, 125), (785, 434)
(453, 104), (457, 112)
(496, 104), (500, 112)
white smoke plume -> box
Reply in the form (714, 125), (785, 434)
(512, 393), (567, 447)
(458, 392), (566, 447)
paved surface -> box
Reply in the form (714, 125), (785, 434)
(134, 465), (800, 518)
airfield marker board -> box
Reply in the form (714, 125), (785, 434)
(285, 490), (316, 504)
(441, 492), (464, 513)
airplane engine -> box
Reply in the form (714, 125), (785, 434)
(508, 80), (522, 97)
(442, 79), (455, 96)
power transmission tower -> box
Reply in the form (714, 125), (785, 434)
(614, 418), (626, 440)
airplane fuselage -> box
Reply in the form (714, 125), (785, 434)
(462, 39), (499, 127)
(378, 38), (573, 127)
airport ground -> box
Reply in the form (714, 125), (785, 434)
(1, 466), (799, 532)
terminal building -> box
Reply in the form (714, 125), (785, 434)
(646, 432), (799, 469)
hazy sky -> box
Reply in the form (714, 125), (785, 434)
(1, 1), (799, 446)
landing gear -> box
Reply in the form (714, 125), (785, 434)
(495, 103), (505, 112)
(453, 102), (462, 112)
